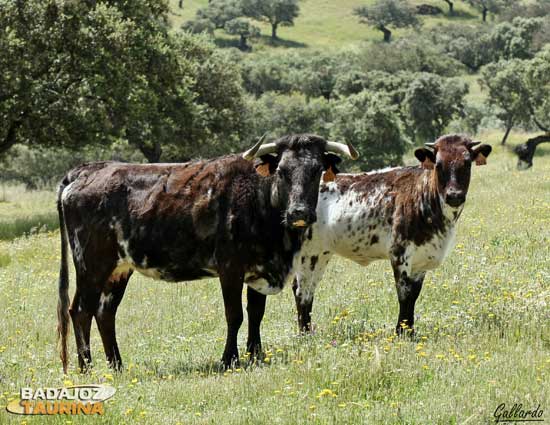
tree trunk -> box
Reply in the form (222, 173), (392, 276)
(444, 0), (454, 15)
(501, 124), (512, 145)
(178, 0), (183, 8)
(514, 133), (550, 169)
(379, 26), (391, 42)
(482, 6), (488, 22)
(271, 22), (278, 40)
(137, 141), (162, 163)
(0, 119), (24, 155)
(239, 34), (248, 50)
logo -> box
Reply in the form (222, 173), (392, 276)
(494, 403), (545, 423)
(6, 385), (115, 416)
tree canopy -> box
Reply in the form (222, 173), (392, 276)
(465, 0), (512, 22)
(354, 0), (420, 42)
(481, 46), (550, 144)
(241, 0), (300, 39)
(0, 0), (247, 162)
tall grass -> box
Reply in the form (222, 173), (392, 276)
(0, 185), (58, 240)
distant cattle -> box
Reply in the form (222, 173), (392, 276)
(292, 134), (491, 334)
(56, 134), (358, 373)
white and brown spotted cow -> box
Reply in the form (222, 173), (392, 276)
(292, 134), (492, 335)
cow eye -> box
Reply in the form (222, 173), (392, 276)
(436, 162), (443, 170)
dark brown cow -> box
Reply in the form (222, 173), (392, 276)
(56, 134), (358, 373)
(291, 134), (492, 334)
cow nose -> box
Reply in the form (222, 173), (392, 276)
(287, 206), (316, 228)
(445, 190), (465, 207)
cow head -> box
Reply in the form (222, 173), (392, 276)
(414, 134), (492, 208)
(243, 134), (358, 228)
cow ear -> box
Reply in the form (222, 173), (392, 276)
(323, 153), (341, 172)
(414, 148), (436, 170)
(322, 153), (341, 183)
(471, 144), (492, 166)
(255, 154), (278, 177)
(322, 166), (336, 183)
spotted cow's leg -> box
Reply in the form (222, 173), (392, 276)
(219, 268), (244, 368)
(95, 272), (131, 371)
(246, 286), (266, 360)
(292, 253), (332, 333)
(391, 250), (425, 335)
(292, 279), (313, 333)
(69, 285), (100, 373)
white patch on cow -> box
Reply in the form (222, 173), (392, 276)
(320, 186), (391, 266)
(245, 275), (282, 295)
(60, 181), (75, 203)
(338, 166), (399, 177)
(410, 226), (456, 271)
(111, 222), (163, 280)
(98, 292), (113, 311)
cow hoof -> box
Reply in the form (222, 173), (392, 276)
(221, 355), (240, 370)
(395, 326), (415, 338)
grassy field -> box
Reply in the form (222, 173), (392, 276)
(168, 0), (484, 50)
(0, 185), (57, 241)
(0, 130), (548, 424)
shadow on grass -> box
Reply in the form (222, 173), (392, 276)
(214, 35), (307, 50)
(258, 35), (308, 49)
(0, 212), (59, 240)
(446, 9), (479, 21)
(150, 353), (282, 378)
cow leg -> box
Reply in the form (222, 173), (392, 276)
(219, 270), (244, 368)
(246, 286), (266, 360)
(392, 258), (425, 336)
(292, 253), (331, 333)
(292, 279), (313, 333)
(69, 288), (99, 373)
(95, 274), (130, 371)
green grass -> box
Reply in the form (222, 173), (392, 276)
(169, 0), (483, 51)
(0, 185), (58, 240)
(0, 130), (548, 423)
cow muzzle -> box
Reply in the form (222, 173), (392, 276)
(445, 190), (466, 208)
(286, 205), (316, 229)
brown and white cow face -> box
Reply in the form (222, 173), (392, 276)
(415, 134), (492, 208)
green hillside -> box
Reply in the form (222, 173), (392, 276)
(168, 0), (485, 50)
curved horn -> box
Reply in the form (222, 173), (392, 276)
(254, 142), (279, 157)
(467, 141), (481, 148)
(326, 141), (359, 160)
(242, 134), (269, 160)
(425, 142), (436, 149)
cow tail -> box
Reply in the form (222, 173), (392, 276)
(56, 177), (71, 374)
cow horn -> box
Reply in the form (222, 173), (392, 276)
(242, 134), (276, 160)
(467, 141), (481, 148)
(425, 142), (436, 149)
(326, 141), (359, 160)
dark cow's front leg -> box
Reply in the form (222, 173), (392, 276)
(292, 278), (313, 333)
(219, 269), (244, 368)
(392, 259), (425, 336)
(95, 273), (130, 371)
(246, 286), (266, 360)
